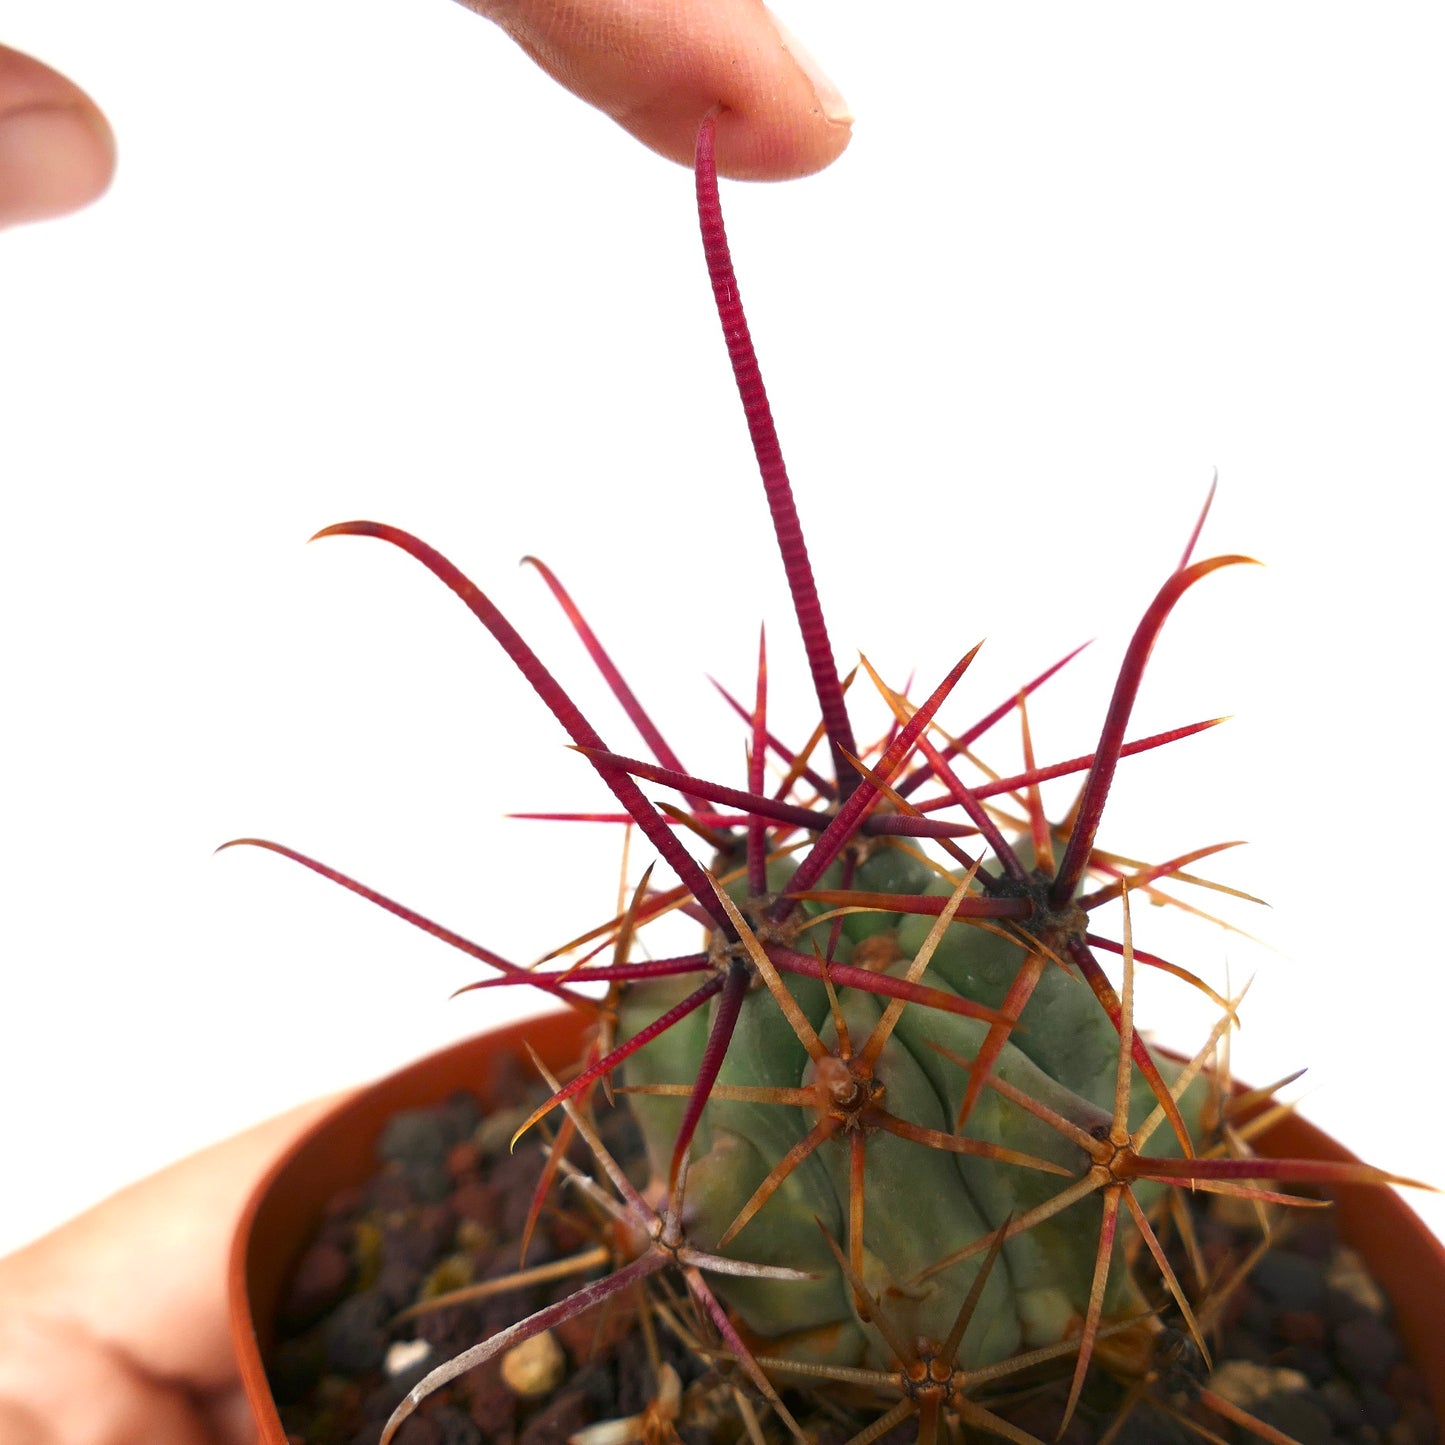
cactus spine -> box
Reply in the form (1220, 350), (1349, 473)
(235, 117), (1424, 1445)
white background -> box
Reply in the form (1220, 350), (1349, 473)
(2, 2), (1441, 1256)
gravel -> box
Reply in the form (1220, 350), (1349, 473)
(265, 1089), (1440, 1445)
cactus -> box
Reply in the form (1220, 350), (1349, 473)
(232, 116), (1428, 1445)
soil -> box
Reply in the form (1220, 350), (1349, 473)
(263, 1063), (1440, 1445)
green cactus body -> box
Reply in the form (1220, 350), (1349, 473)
(618, 840), (1207, 1372)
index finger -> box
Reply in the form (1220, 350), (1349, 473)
(464, 0), (853, 178)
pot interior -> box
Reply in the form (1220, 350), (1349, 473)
(228, 1013), (1445, 1438)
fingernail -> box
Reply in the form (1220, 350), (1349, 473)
(0, 104), (116, 228)
(764, 8), (853, 126)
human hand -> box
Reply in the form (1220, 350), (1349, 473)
(0, 44), (114, 229)
(0, 1097), (346, 1444)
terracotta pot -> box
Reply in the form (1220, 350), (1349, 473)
(228, 1010), (1445, 1440)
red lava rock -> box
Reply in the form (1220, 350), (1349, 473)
(547, 1214), (597, 1255)
(374, 1259), (425, 1312)
(1253, 1390), (1335, 1445)
(381, 1109), (453, 1170)
(451, 1179), (500, 1229)
(1284, 1214), (1339, 1263)
(457, 1357), (516, 1437)
(393, 1413), (443, 1445)
(1358, 1382), (1400, 1430)
(1397, 1395), (1437, 1442)
(488, 1151), (552, 1237)
(1252, 1250), (1328, 1313)
(485, 1054), (533, 1111)
(447, 1140), (481, 1178)
(404, 1162), (455, 1205)
(1214, 1280), (1254, 1332)
(421, 1199), (453, 1226)
(1186, 1396), (1220, 1435)
(281, 1240), (352, 1328)
(517, 1389), (591, 1445)
(1278, 1342), (1333, 1387)
(417, 1202), (456, 1248)
(1385, 1361), (1431, 1405)
(1277, 1309), (1327, 1349)
(368, 1168), (416, 1214)
(324, 1290), (392, 1373)
(992, 1395), (1093, 1444)
(426, 1403), (484, 1445)
(317, 1215), (358, 1253)
(381, 1226), (442, 1276)
(325, 1184), (368, 1220)
(1336, 1315), (1403, 1387)
(413, 1300), (487, 1357)
(1200, 1236), (1235, 1275)
(1319, 1377), (1367, 1432)
(552, 1291), (639, 1365)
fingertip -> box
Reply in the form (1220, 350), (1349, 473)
(0, 104), (115, 229)
(608, 95), (851, 182)
(703, 103), (853, 183)
(733, 5), (854, 179)
(611, 2), (855, 182)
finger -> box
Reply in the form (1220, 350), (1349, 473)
(0, 45), (116, 229)
(463, 0), (852, 179)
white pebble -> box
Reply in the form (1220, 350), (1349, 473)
(1207, 1359), (1309, 1408)
(384, 1338), (434, 1377)
(1327, 1245), (1387, 1316)
(502, 1330), (566, 1398)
